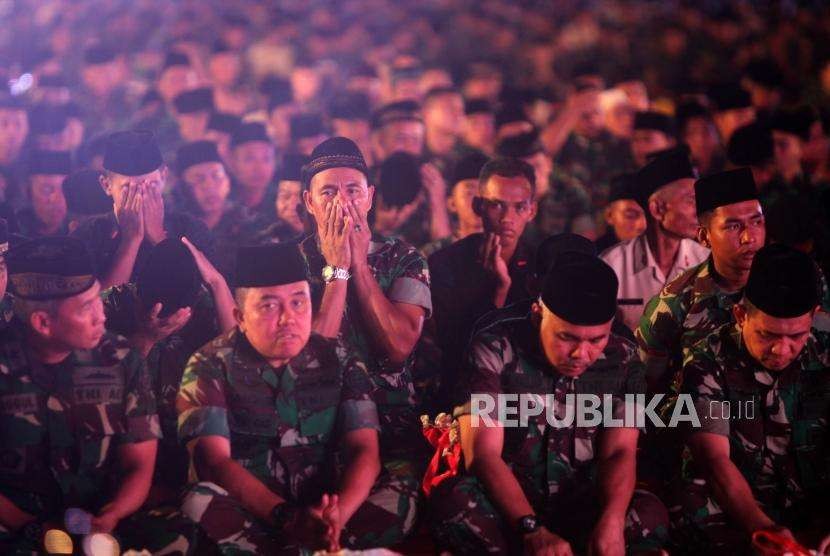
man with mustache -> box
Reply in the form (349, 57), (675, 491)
(177, 243), (395, 554)
(0, 237), (183, 553)
(430, 254), (669, 555)
(601, 146), (710, 332)
(673, 244), (830, 551)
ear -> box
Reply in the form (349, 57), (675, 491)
(366, 185), (375, 209)
(528, 200), (538, 220)
(233, 306), (244, 330)
(29, 311), (52, 337)
(472, 196), (485, 217)
(648, 196), (663, 222)
(732, 303), (747, 328)
(302, 189), (315, 217)
(446, 195), (458, 214)
(603, 205), (614, 225)
(99, 173), (113, 196)
(697, 226), (710, 248)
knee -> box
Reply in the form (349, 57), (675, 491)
(180, 481), (229, 522)
(626, 489), (670, 545)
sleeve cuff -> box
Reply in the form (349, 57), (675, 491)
(388, 277), (433, 318)
(178, 406), (231, 443)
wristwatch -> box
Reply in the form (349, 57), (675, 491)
(517, 514), (540, 535)
(322, 265), (351, 283)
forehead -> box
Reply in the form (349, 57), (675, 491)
(234, 141), (274, 155)
(310, 167), (367, 190)
(482, 174), (532, 199)
(541, 306), (612, 338)
(752, 309), (813, 334)
(713, 200), (762, 221)
(612, 199), (643, 212)
(245, 281), (310, 301)
(386, 120), (424, 135)
(277, 180), (302, 193)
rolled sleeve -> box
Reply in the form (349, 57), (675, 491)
(176, 351), (230, 443)
(122, 350), (162, 443)
(389, 276), (433, 317)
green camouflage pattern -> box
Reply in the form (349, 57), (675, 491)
(103, 283), (220, 496)
(0, 325), (160, 515)
(523, 174), (594, 247)
(673, 323), (830, 548)
(177, 328), (417, 553)
(300, 234), (432, 462)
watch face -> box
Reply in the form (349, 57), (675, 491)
(322, 266), (334, 281)
(521, 515), (539, 532)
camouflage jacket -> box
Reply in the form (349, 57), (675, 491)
(177, 328), (379, 504)
(456, 312), (646, 500)
(0, 326), (159, 516)
(202, 203), (275, 280)
(681, 324), (830, 514)
(300, 234), (432, 461)
(636, 258), (741, 394)
(523, 173), (594, 248)
(103, 283), (220, 489)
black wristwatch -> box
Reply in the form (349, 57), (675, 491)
(517, 514), (540, 535)
(270, 502), (299, 533)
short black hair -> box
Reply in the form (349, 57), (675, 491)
(478, 157), (535, 197)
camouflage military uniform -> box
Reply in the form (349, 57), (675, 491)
(672, 324), (830, 552)
(0, 326), (198, 554)
(300, 234), (431, 515)
(430, 312), (669, 554)
(103, 284), (220, 499)
(523, 172), (594, 249)
(177, 328), (416, 554)
(553, 131), (634, 211)
(200, 203), (274, 280)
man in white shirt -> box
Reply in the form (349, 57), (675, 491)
(601, 147), (709, 330)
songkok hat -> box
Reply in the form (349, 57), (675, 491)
(136, 239), (202, 318)
(162, 51), (190, 70)
(633, 111), (675, 135)
(694, 167), (758, 216)
(176, 141), (222, 175)
(301, 136), (369, 189)
(290, 112), (327, 141)
(7, 237), (96, 300)
(370, 100), (422, 130)
(329, 92), (371, 121)
(494, 103), (530, 129)
(744, 244), (819, 318)
(451, 150), (490, 186)
(103, 130), (163, 176)
(0, 218), (8, 256)
(230, 122), (272, 148)
(539, 253), (618, 325)
(727, 121), (773, 167)
(279, 153), (308, 182)
(173, 87), (214, 114)
(465, 98), (493, 116)
(234, 242), (309, 288)
(608, 173), (637, 203)
(708, 83), (752, 111)
(535, 233), (596, 277)
(63, 170), (111, 216)
(28, 150), (71, 176)
(496, 131), (543, 159)
(376, 151), (421, 207)
(634, 145), (696, 210)
(768, 105), (816, 142)
(207, 112), (241, 134)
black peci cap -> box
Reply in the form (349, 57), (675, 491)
(744, 244), (820, 318)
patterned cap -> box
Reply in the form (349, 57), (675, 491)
(7, 237), (96, 300)
(103, 130), (163, 176)
(745, 244), (819, 318)
(301, 136), (368, 189)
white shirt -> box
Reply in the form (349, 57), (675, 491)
(600, 234), (710, 331)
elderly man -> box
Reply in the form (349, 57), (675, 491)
(601, 147), (709, 331)
(674, 244), (830, 552)
(178, 243), (406, 553)
(430, 254), (668, 555)
(299, 137), (432, 543)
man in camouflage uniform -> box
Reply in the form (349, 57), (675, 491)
(637, 168), (766, 396)
(103, 237), (236, 505)
(0, 237), (198, 554)
(177, 242), (410, 554)
(431, 255), (668, 554)
(299, 137), (432, 539)
(673, 244), (830, 552)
